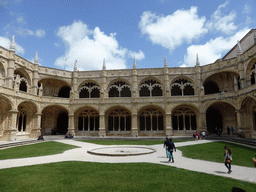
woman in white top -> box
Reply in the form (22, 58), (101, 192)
(224, 146), (232, 173)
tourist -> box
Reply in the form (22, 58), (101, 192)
(37, 135), (44, 140)
(163, 137), (169, 158)
(202, 131), (206, 139)
(231, 127), (234, 135)
(215, 127), (218, 135)
(224, 146), (232, 174)
(193, 132), (196, 140)
(253, 156), (256, 167)
(195, 131), (199, 140)
(227, 126), (230, 135)
(168, 138), (176, 163)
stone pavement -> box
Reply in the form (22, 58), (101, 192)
(0, 140), (255, 184)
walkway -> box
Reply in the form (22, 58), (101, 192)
(0, 140), (255, 184)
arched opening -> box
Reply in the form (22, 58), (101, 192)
(17, 110), (27, 132)
(206, 102), (236, 134)
(184, 85), (194, 95)
(79, 88), (89, 98)
(171, 79), (194, 96)
(77, 108), (99, 131)
(0, 97), (12, 136)
(203, 72), (240, 94)
(0, 62), (5, 86)
(38, 79), (71, 97)
(204, 81), (219, 95)
(58, 86), (71, 98)
(240, 97), (256, 133)
(250, 64), (255, 85)
(139, 107), (164, 131)
(41, 105), (68, 135)
(79, 82), (100, 98)
(109, 87), (119, 97)
(57, 112), (68, 134)
(172, 107), (197, 131)
(19, 80), (27, 92)
(139, 79), (162, 97)
(108, 81), (131, 98)
(206, 107), (222, 133)
(121, 86), (131, 97)
(17, 101), (37, 134)
(107, 108), (131, 132)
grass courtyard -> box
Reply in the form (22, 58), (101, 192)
(0, 161), (255, 192)
(0, 140), (255, 191)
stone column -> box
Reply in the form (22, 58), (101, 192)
(68, 114), (75, 135)
(30, 113), (41, 138)
(32, 64), (39, 95)
(2, 110), (18, 141)
(199, 112), (207, 132)
(236, 110), (241, 130)
(165, 113), (172, 136)
(131, 114), (138, 137)
(98, 115), (106, 137)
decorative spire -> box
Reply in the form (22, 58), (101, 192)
(237, 40), (242, 55)
(133, 56), (136, 69)
(102, 58), (106, 70)
(74, 60), (77, 71)
(196, 54), (200, 66)
(34, 51), (38, 64)
(9, 35), (15, 51)
(164, 56), (168, 67)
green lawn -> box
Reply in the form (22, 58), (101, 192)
(0, 161), (254, 192)
(178, 141), (256, 167)
(78, 139), (191, 145)
(0, 141), (79, 160)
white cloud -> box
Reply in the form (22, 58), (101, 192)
(206, 2), (237, 34)
(35, 29), (46, 38)
(16, 16), (25, 24)
(15, 28), (46, 38)
(243, 3), (251, 14)
(128, 50), (145, 60)
(0, 36), (25, 55)
(55, 20), (144, 71)
(182, 28), (250, 67)
(139, 7), (208, 53)
(54, 42), (60, 47)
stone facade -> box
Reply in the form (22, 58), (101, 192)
(1, 30), (256, 140)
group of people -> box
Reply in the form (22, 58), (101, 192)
(193, 131), (206, 140)
(227, 126), (235, 135)
(163, 137), (176, 163)
(64, 133), (74, 139)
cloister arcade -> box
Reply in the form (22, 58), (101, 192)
(2, 29), (256, 140)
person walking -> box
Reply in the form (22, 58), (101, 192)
(224, 146), (232, 174)
(163, 137), (169, 158)
(168, 138), (176, 163)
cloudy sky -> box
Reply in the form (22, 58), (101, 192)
(0, 0), (255, 71)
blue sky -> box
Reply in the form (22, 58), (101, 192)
(0, 0), (255, 71)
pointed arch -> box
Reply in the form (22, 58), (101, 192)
(106, 106), (131, 132)
(108, 79), (131, 98)
(138, 105), (165, 131)
(139, 78), (163, 97)
(78, 81), (100, 98)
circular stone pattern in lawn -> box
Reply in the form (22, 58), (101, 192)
(87, 146), (156, 156)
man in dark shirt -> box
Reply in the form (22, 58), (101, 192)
(163, 137), (169, 158)
(168, 138), (176, 163)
